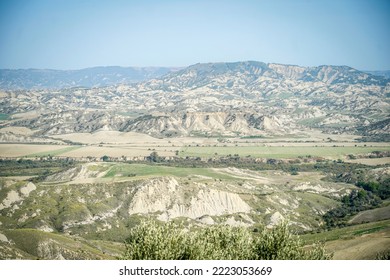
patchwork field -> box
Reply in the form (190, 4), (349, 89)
(179, 145), (390, 159)
(60, 145), (175, 158)
(1, 140), (389, 160)
(0, 144), (80, 157)
(55, 131), (168, 144)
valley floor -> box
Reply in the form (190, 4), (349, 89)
(0, 136), (389, 260)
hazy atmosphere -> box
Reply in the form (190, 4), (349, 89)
(1, 0), (390, 266)
(0, 0), (389, 70)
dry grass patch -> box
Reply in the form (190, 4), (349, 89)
(0, 144), (73, 157)
(348, 204), (390, 224)
(56, 131), (168, 144)
(345, 157), (390, 166)
(326, 230), (390, 260)
(60, 146), (175, 158)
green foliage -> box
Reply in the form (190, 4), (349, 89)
(301, 220), (390, 245)
(324, 170), (390, 229)
(357, 180), (390, 200)
(323, 189), (381, 228)
(101, 155), (110, 162)
(376, 250), (390, 260)
(0, 158), (76, 179)
(121, 220), (188, 260)
(253, 223), (328, 260)
(179, 145), (390, 159)
(145, 154), (371, 177)
(121, 220), (330, 260)
(3, 229), (114, 260)
(185, 225), (254, 259)
(147, 151), (161, 163)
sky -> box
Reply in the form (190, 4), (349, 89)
(0, 0), (389, 70)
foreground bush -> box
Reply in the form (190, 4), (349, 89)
(121, 220), (331, 260)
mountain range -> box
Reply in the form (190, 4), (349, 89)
(0, 62), (388, 90)
(0, 66), (179, 90)
(0, 61), (389, 140)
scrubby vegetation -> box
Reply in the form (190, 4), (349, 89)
(1, 155), (388, 259)
(323, 190), (381, 228)
(121, 220), (330, 260)
(376, 250), (390, 260)
(323, 176), (390, 228)
(356, 180), (390, 200)
(0, 158), (75, 179)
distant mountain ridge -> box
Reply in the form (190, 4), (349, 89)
(1, 61), (389, 139)
(153, 61), (388, 90)
(0, 66), (180, 90)
(0, 61), (388, 90)
(364, 70), (390, 79)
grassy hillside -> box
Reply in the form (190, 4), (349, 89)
(301, 219), (390, 259)
(0, 157), (388, 260)
(0, 229), (124, 259)
(348, 202), (390, 224)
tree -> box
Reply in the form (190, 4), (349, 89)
(148, 151), (160, 163)
(120, 220), (330, 260)
(101, 155), (110, 162)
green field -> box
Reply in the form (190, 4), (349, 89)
(104, 163), (237, 180)
(26, 146), (82, 157)
(179, 145), (390, 159)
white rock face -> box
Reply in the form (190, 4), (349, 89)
(292, 182), (348, 198)
(0, 182), (36, 210)
(267, 211), (285, 228)
(38, 225), (54, 233)
(0, 191), (20, 210)
(196, 215), (215, 225)
(128, 177), (252, 220)
(224, 215), (254, 227)
(0, 233), (9, 243)
(19, 182), (36, 196)
(37, 240), (65, 260)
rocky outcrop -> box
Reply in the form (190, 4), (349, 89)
(0, 182), (36, 210)
(120, 112), (289, 137)
(128, 177), (252, 220)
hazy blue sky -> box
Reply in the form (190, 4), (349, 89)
(0, 0), (389, 70)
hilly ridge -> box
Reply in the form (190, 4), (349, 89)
(1, 61), (388, 139)
(0, 66), (179, 90)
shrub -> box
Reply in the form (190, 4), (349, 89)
(253, 223), (328, 260)
(120, 220), (331, 260)
(376, 250), (390, 260)
(120, 220), (188, 260)
(186, 224), (254, 259)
